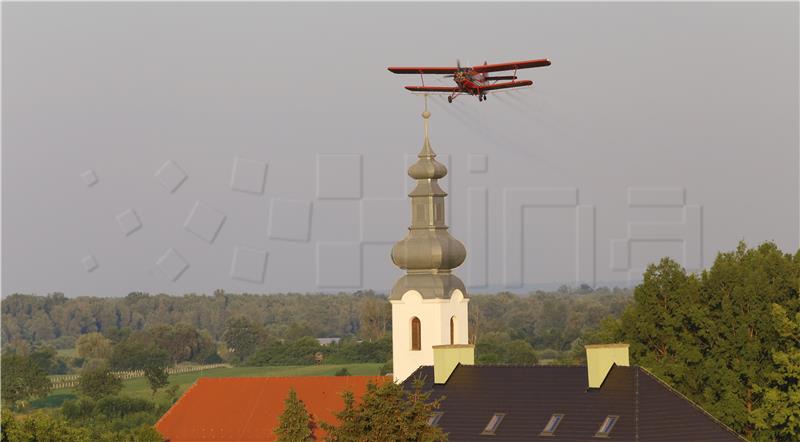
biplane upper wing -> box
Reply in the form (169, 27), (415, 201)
(388, 66), (459, 74)
(480, 80), (534, 92)
(405, 86), (460, 92)
(473, 59), (551, 73)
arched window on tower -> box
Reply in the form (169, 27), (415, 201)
(450, 316), (456, 344)
(411, 317), (421, 351)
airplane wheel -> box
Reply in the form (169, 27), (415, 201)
(478, 95), (483, 102)
(448, 96), (453, 103)
(483, 94), (487, 101)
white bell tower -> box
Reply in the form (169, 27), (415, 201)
(389, 108), (470, 383)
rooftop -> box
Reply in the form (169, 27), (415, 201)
(404, 364), (745, 442)
(156, 375), (387, 441)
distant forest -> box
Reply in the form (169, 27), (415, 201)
(1, 287), (631, 358)
(2, 241), (799, 441)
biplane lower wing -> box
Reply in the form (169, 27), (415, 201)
(473, 59), (551, 73)
(389, 67), (459, 74)
(481, 80), (533, 92)
(485, 75), (517, 81)
(405, 86), (460, 93)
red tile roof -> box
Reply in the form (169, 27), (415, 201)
(156, 376), (388, 441)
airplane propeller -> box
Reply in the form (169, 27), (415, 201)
(443, 59), (463, 78)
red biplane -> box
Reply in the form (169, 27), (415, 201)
(388, 58), (551, 102)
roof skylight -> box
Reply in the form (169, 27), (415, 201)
(428, 412), (444, 427)
(481, 413), (505, 435)
(594, 415), (619, 438)
(540, 414), (564, 436)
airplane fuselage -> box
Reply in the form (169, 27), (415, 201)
(451, 71), (517, 101)
(452, 71), (486, 95)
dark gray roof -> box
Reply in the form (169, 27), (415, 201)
(403, 364), (745, 442)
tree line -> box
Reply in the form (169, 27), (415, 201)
(1, 291), (391, 349)
(2, 288), (631, 362)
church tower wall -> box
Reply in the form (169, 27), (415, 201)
(391, 289), (469, 383)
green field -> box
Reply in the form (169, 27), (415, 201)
(31, 363), (382, 410)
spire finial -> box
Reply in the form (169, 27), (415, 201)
(420, 98), (434, 158)
(422, 109), (431, 143)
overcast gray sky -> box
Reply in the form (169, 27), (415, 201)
(2, 2), (798, 297)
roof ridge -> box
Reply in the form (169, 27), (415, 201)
(412, 364), (591, 374)
(636, 366), (748, 441)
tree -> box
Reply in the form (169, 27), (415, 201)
(147, 323), (216, 364)
(28, 346), (58, 373)
(248, 339), (316, 366)
(325, 336), (392, 365)
(120, 425), (164, 442)
(503, 340), (539, 365)
(752, 303), (800, 440)
(109, 337), (169, 372)
(599, 242), (799, 442)
(27, 311), (56, 342)
(475, 332), (538, 365)
(323, 378), (447, 442)
(358, 296), (391, 341)
(0, 351), (51, 409)
(275, 388), (314, 442)
(63, 396), (155, 421)
(77, 364), (122, 400)
(1, 410), (92, 442)
(223, 316), (262, 363)
(693, 242), (796, 441)
(616, 257), (704, 389)
(165, 384), (181, 403)
(76, 332), (113, 360)
(143, 361), (169, 397)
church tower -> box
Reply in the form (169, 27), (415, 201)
(390, 109), (470, 382)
